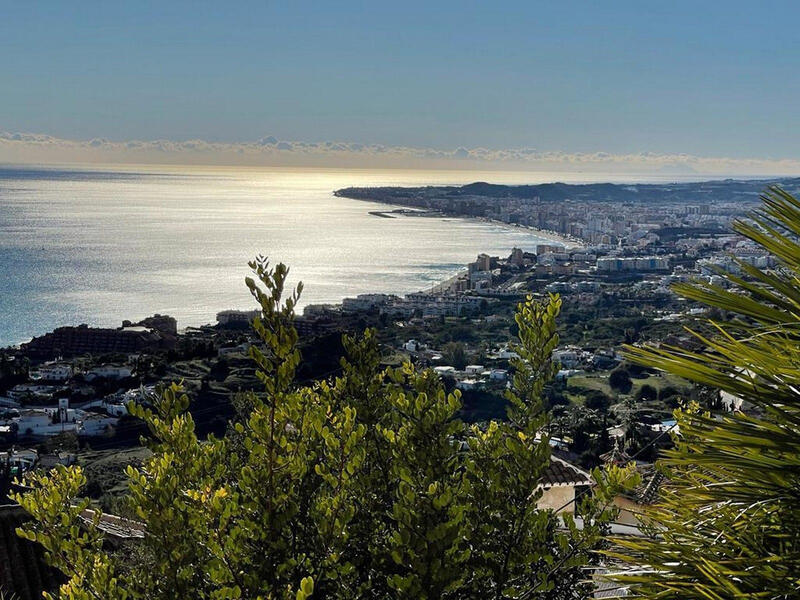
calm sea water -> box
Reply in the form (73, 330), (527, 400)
(0, 164), (697, 346)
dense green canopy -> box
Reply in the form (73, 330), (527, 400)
(14, 259), (632, 600)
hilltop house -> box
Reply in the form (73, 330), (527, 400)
(537, 455), (593, 514)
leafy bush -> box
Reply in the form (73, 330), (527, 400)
(609, 367), (632, 393)
(16, 258), (634, 600)
(584, 389), (612, 411)
(635, 384), (657, 402)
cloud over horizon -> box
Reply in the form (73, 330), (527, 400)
(2, 130), (800, 177)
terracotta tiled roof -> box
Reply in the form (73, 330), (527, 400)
(541, 456), (592, 487)
(599, 447), (633, 466)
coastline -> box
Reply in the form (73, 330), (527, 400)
(354, 200), (581, 296)
(421, 269), (469, 294)
(474, 216), (583, 249)
(1, 172), (580, 348)
(354, 194), (581, 251)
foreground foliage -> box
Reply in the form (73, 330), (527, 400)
(16, 259), (633, 600)
(610, 186), (800, 596)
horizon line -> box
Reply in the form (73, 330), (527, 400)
(3, 129), (800, 177)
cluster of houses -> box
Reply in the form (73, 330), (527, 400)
(403, 339), (615, 391)
(0, 359), (149, 442)
(552, 346), (623, 375)
(403, 337), (622, 391)
(341, 292), (486, 318)
(432, 364), (508, 391)
(0, 447), (76, 479)
(0, 399), (119, 439)
(402, 339), (508, 391)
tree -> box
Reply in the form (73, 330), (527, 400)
(635, 384), (657, 402)
(609, 187), (800, 596)
(608, 367), (632, 394)
(16, 260), (634, 600)
(584, 390), (611, 411)
(441, 341), (468, 370)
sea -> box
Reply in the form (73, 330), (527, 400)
(0, 164), (696, 347)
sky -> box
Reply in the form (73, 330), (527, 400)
(2, 1), (800, 173)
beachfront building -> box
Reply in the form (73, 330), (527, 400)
(381, 293), (484, 318)
(596, 256), (670, 272)
(216, 309), (261, 326)
(341, 294), (398, 313)
(22, 324), (168, 359)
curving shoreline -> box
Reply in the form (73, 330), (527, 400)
(474, 216), (582, 249)
(340, 189), (581, 250)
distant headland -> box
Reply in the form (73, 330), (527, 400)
(335, 177), (800, 246)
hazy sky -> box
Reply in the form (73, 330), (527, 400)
(3, 1), (800, 168)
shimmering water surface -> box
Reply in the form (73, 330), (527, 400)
(1, 165), (583, 345)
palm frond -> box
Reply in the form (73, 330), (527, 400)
(608, 186), (800, 598)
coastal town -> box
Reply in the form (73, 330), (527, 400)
(0, 179), (770, 509)
(0, 177), (765, 595)
(5, 3), (799, 595)
(334, 177), (799, 246)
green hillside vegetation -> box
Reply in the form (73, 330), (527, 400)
(567, 372), (690, 401)
(12, 186), (800, 599)
(14, 258), (635, 600)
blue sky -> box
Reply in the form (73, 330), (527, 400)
(3, 1), (799, 163)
